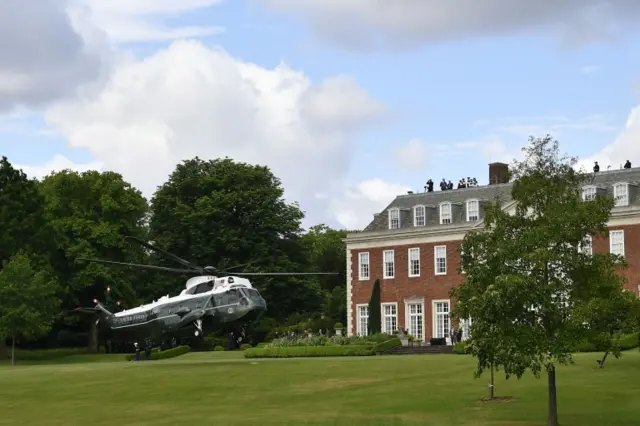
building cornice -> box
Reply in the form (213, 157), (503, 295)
(345, 201), (640, 247)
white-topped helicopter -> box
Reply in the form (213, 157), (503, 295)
(75, 236), (338, 345)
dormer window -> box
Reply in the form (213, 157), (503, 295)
(388, 208), (400, 229)
(414, 205), (426, 226)
(439, 202), (452, 224)
(582, 185), (596, 201)
(613, 183), (629, 207)
(466, 199), (479, 221)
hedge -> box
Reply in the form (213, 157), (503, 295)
(125, 345), (190, 361)
(373, 338), (401, 354)
(453, 342), (469, 354)
(244, 344), (375, 358)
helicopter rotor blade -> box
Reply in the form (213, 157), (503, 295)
(229, 272), (340, 276)
(76, 258), (196, 274)
(222, 257), (270, 272)
(126, 236), (204, 272)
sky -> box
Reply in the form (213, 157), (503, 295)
(2, 0), (640, 231)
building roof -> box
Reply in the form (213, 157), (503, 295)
(356, 166), (640, 235)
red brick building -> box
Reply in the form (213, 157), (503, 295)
(344, 163), (640, 341)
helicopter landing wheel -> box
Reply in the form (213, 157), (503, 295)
(194, 330), (200, 337)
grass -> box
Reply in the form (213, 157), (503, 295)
(1, 350), (639, 425)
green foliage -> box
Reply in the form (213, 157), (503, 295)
(263, 333), (394, 348)
(572, 332), (639, 353)
(0, 156), (48, 266)
(451, 135), (627, 425)
(9, 346), (93, 361)
(367, 279), (381, 335)
(334, 322), (343, 329)
(125, 345), (190, 361)
(372, 338), (402, 354)
(214, 345), (225, 351)
(39, 169), (149, 311)
(240, 343), (252, 350)
(147, 157), (322, 319)
(0, 252), (61, 363)
(244, 345), (375, 358)
(454, 342), (470, 354)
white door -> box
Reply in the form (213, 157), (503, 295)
(434, 301), (450, 341)
(407, 303), (423, 340)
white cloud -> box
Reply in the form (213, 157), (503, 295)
(0, 0), (106, 111)
(394, 138), (428, 170)
(15, 154), (103, 179)
(330, 178), (410, 230)
(79, 0), (225, 43)
(260, 0), (640, 51)
(43, 40), (387, 229)
(576, 106), (640, 172)
(495, 114), (616, 137)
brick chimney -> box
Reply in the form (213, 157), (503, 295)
(489, 162), (510, 185)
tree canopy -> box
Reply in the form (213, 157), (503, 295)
(0, 252), (60, 365)
(452, 135), (628, 426)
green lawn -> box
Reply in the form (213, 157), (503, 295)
(1, 350), (638, 426)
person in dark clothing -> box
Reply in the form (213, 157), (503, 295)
(426, 179), (433, 192)
(624, 160), (631, 169)
(593, 161), (600, 172)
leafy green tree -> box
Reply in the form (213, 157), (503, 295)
(302, 224), (348, 323)
(0, 252), (60, 365)
(452, 135), (625, 426)
(40, 169), (149, 349)
(148, 157), (323, 321)
(576, 288), (640, 368)
(0, 156), (48, 359)
(367, 279), (381, 335)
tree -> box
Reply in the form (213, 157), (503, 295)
(0, 156), (48, 359)
(367, 279), (381, 335)
(0, 252), (60, 366)
(40, 169), (149, 350)
(576, 288), (640, 368)
(452, 135), (625, 426)
(302, 224), (348, 323)
(148, 157), (323, 321)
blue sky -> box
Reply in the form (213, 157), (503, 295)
(2, 0), (640, 229)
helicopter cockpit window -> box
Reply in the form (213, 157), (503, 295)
(196, 282), (214, 294)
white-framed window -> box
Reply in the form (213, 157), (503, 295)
(413, 205), (426, 226)
(383, 250), (395, 278)
(434, 245), (447, 275)
(356, 304), (368, 336)
(382, 303), (397, 334)
(439, 202), (452, 224)
(408, 247), (420, 277)
(432, 300), (450, 339)
(582, 185), (597, 201)
(610, 230), (625, 257)
(613, 183), (629, 207)
(358, 252), (370, 280)
(406, 300), (424, 340)
(466, 199), (479, 221)
(460, 317), (472, 341)
(579, 235), (592, 256)
(388, 208), (400, 229)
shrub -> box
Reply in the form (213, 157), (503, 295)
(334, 322), (343, 329)
(244, 345), (375, 358)
(453, 341), (469, 354)
(240, 343), (252, 350)
(263, 332), (394, 348)
(125, 345), (190, 361)
(572, 332), (639, 353)
(373, 338), (401, 354)
(214, 345), (225, 351)
(430, 338), (447, 346)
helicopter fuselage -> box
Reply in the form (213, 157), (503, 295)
(94, 276), (267, 342)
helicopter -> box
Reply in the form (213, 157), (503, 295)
(75, 236), (338, 349)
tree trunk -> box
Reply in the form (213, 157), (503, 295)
(489, 364), (495, 399)
(0, 339), (7, 361)
(11, 337), (16, 367)
(88, 319), (98, 353)
(598, 351), (609, 369)
(547, 364), (558, 426)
